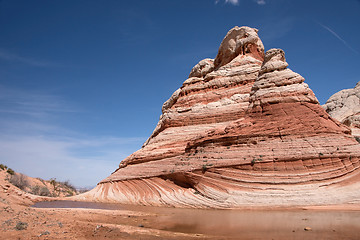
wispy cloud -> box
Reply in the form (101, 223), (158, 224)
(0, 85), (77, 119)
(0, 85), (145, 187)
(215, 0), (266, 5)
(316, 22), (359, 55)
(225, 0), (239, 4)
(0, 49), (55, 67)
(254, 0), (266, 5)
(0, 134), (145, 188)
(215, 0), (239, 5)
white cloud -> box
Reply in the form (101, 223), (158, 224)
(226, 0), (239, 4)
(255, 0), (266, 5)
(215, 0), (266, 5)
(215, 0), (239, 5)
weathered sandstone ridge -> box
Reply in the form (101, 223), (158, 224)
(79, 26), (360, 208)
(323, 82), (360, 136)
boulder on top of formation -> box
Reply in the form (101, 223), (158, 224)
(213, 26), (264, 68)
(78, 26), (360, 208)
(323, 82), (360, 136)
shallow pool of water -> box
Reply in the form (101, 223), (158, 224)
(33, 201), (360, 239)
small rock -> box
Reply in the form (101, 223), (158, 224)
(304, 227), (312, 231)
(39, 231), (50, 236)
(95, 225), (103, 231)
(138, 224), (144, 228)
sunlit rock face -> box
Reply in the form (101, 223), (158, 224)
(323, 82), (360, 136)
(79, 26), (360, 208)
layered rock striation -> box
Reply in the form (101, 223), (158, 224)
(79, 26), (360, 208)
(323, 82), (360, 136)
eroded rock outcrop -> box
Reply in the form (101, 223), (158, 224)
(79, 26), (360, 208)
(323, 82), (360, 136)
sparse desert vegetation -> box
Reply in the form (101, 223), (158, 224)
(31, 185), (52, 196)
(1, 163), (83, 197)
(9, 173), (29, 191)
(6, 168), (15, 175)
(0, 164), (7, 170)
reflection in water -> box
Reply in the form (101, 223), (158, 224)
(33, 201), (360, 239)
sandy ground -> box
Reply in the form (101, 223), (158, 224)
(1, 169), (360, 240)
(0, 205), (215, 240)
(0, 169), (215, 240)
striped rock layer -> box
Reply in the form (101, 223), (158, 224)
(80, 26), (360, 208)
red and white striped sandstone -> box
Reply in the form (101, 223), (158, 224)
(79, 26), (360, 208)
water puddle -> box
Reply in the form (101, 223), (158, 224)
(33, 201), (360, 239)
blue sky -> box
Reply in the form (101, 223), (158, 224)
(0, 0), (359, 188)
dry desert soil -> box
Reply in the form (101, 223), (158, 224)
(1, 169), (360, 240)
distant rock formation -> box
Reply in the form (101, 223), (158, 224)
(79, 26), (360, 208)
(323, 82), (360, 136)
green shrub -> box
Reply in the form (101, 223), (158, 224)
(251, 156), (263, 166)
(7, 168), (15, 175)
(0, 164), (6, 170)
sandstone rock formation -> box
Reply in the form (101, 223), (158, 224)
(79, 26), (360, 208)
(323, 82), (360, 136)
